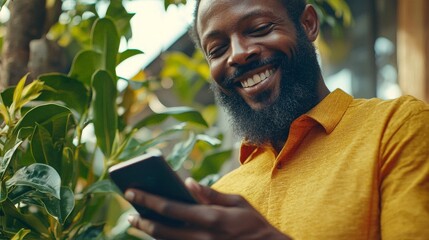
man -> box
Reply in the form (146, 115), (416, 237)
(124, 0), (429, 239)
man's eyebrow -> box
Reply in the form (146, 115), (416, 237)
(238, 9), (275, 24)
(201, 30), (223, 45)
(201, 9), (276, 45)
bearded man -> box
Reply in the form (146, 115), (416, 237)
(124, 0), (429, 239)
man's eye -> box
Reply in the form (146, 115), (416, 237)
(249, 23), (273, 36)
(208, 45), (227, 59)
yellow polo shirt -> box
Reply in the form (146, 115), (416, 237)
(212, 89), (429, 239)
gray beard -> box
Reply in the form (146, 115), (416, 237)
(212, 29), (321, 145)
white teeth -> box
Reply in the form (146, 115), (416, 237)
(240, 68), (275, 88)
(247, 77), (255, 87)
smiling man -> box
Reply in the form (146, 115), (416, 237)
(199, 0), (327, 151)
(124, 0), (429, 239)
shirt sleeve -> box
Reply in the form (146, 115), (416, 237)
(380, 109), (429, 239)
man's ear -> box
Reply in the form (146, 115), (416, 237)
(300, 4), (319, 42)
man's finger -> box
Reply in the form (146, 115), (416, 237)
(125, 188), (228, 228)
(128, 214), (212, 240)
(185, 178), (249, 207)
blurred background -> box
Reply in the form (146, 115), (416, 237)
(1, 0), (428, 101)
(0, 0), (427, 239)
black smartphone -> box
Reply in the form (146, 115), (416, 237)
(108, 153), (198, 226)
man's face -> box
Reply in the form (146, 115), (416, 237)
(197, 0), (320, 144)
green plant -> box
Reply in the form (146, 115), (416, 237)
(0, 16), (218, 239)
(159, 50), (232, 183)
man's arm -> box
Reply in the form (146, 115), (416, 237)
(380, 110), (429, 238)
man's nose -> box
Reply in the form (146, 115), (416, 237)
(227, 36), (260, 67)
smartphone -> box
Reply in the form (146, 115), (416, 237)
(108, 152), (198, 226)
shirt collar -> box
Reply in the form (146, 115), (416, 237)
(304, 88), (353, 134)
(238, 88), (353, 164)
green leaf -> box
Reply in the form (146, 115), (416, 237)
(0, 180), (7, 202)
(41, 186), (74, 224)
(164, 0), (187, 10)
(167, 132), (197, 170)
(106, 1), (135, 40)
(60, 146), (75, 189)
(7, 185), (33, 203)
(46, 110), (74, 144)
(191, 150), (232, 181)
(31, 124), (60, 171)
(120, 123), (187, 160)
(0, 0), (6, 11)
(75, 194), (109, 227)
(19, 80), (45, 107)
(326, 0), (353, 26)
(117, 49), (144, 65)
(11, 228), (31, 240)
(161, 51), (210, 105)
(196, 134), (221, 146)
(6, 163), (61, 199)
(92, 70), (117, 158)
(74, 224), (105, 240)
(68, 50), (103, 85)
(117, 124), (187, 161)
(31, 124), (52, 165)
(8, 76), (44, 117)
(84, 179), (117, 195)
(38, 74), (90, 115)
(12, 104), (72, 140)
(0, 140), (23, 179)
(10, 74), (28, 114)
(134, 106), (208, 129)
(0, 86), (15, 107)
(91, 18), (120, 79)
(0, 101), (11, 125)
(1, 199), (50, 236)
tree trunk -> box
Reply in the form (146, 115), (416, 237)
(0, 0), (46, 88)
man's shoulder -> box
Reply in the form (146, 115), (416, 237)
(340, 95), (429, 137)
(385, 95), (428, 110)
(350, 95), (428, 119)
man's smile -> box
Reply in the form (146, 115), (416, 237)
(231, 63), (281, 106)
(199, 0), (324, 143)
(240, 68), (276, 88)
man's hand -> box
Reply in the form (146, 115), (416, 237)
(124, 178), (291, 240)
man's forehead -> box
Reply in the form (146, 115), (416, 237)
(197, 0), (230, 23)
(196, 0), (290, 24)
(196, 0), (230, 39)
(196, 0), (290, 38)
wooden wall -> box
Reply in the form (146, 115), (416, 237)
(397, 0), (429, 103)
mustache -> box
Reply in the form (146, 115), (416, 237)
(223, 54), (289, 87)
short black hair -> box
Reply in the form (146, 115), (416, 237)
(190, 0), (307, 49)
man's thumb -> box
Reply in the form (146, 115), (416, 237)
(185, 177), (241, 206)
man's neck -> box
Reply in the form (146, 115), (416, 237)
(270, 79), (329, 153)
(317, 77), (330, 102)
(271, 139), (286, 154)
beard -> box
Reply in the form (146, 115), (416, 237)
(211, 26), (321, 145)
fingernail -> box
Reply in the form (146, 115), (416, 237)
(128, 214), (136, 225)
(124, 190), (135, 201)
(185, 177), (200, 189)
